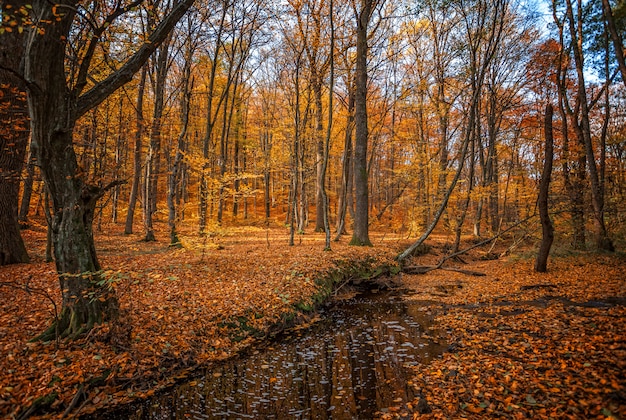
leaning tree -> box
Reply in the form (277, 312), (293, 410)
(18, 0), (196, 339)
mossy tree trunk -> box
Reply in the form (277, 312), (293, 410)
(22, 0), (195, 339)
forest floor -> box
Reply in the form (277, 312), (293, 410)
(0, 220), (624, 419)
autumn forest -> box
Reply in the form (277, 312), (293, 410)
(0, 0), (625, 418)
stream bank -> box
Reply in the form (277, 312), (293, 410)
(86, 290), (447, 419)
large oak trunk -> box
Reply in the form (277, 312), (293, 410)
(20, 0), (194, 339)
(31, 117), (119, 339)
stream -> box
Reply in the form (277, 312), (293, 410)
(89, 291), (447, 419)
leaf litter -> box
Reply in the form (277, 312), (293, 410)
(1, 224), (624, 419)
(381, 252), (626, 419)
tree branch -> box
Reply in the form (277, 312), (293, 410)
(75, 0), (195, 118)
(73, 0), (145, 97)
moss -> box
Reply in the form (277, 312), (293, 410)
(220, 312), (265, 342)
(17, 392), (58, 419)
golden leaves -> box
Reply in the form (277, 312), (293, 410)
(0, 223), (400, 418)
(389, 251), (626, 420)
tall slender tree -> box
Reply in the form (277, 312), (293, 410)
(536, 103), (555, 272)
(349, 0), (378, 246)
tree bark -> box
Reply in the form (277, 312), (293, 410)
(0, 9), (30, 265)
(124, 66), (147, 234)
(552, 8), (586, 248)
(144, 39), (171, 242)
(22, 0), (195, 339)
(601, 0), (626, 87)
(335, 84), (355, 239)
(565, 0), (614, 251)
(18, 148), (36, 227)
(321, 0), (335, 250)
(199, 2), (228, 233)
(350, 0), (374, 247)
(535, 104), (554, 273)
(168, 26), (194, 246)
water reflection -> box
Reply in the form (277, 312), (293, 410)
(93, 292), (446, 419)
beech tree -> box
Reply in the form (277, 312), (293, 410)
(536, 103), (555, 272)
(551, 0), (615, 251)
(21, 0), (196, 339)
(349, 0), (379, 246)
(0, 1), (29, 265)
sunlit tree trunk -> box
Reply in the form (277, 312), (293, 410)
(200, 3), (228, 233)
(321, 0), (335, 250)
(111, 96), (125, 224)
(335, 86), (354, 239)
(144, 38), (171, 242)
(350, 0), (374, 247)
(18, 148), (36, 227)
(124, 66), (147, 235)
(168, 20), (195, 246)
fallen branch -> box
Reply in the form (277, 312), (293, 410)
(402, 265), (486, 276)
(401, 214), (536, 276)
(61, 384), (85, 418)
(441, 267), (487, 276)
(520, 284), (557, 290)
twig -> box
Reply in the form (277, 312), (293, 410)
(1, 277), (60, 347)
(62, 384), (85, 418)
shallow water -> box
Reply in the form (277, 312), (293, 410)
(91, 292), (446, 419)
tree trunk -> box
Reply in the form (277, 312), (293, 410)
(168, 30), (194, 247)
(144, 40), (171, 242)
(111, 96), (124, 224)
(565, 0), (614, 251)
(536, 104), (554, 273)
(601, 0), (626, 87)
(28, 93), (118, 339)
(314, 76), (326, 232)
(322, 0), (335, 251)
(18, 148), (36, 227)
(350, 0), (373, 247)
(199, 3), (228, 233)
(335, 87), (354, 239)
(0, 5), (30, 265)
(23, 0), (195, 339)
(553, 18), (586, 249)
(124, 66), (147, 234)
